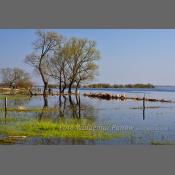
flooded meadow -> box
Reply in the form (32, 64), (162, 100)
(0, 86), (175, 145)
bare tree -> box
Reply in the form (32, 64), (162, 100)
(1, 67), (32, 88)
(25, 30), (62, 96)
(1, 68), (15, 87)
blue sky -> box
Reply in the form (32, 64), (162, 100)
(0, 29), (175, 85)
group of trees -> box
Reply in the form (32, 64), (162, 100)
(0, 67), (33, 88)
(25, 30), (100, 96)
(0, 30), (100, 95)
(0, 30), (156, 98)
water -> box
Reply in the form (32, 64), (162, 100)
(1, 86), (175, 145)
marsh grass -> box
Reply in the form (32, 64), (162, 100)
(0, 118), (126, 141)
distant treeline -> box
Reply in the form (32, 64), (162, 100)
(82, 83), (155, 88)
(48, 84), (81, 89)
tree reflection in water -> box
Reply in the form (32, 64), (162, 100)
(38, 95), (96, 121)
(35, 95), (96, 145)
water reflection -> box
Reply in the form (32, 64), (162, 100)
(38, 95), (95, 122)
(43, 95), (48, 107)
(143, 108), (145, 120)
(2, 89), (173, 144)
(143, 97), (146, 120)
(0, 96), (31, 108)
(68, 95), (81, 118)
(30, 95), (97, 145)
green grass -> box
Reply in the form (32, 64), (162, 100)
(0, 118), (126, 141)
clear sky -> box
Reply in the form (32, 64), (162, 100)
(0, 29), (175, 85)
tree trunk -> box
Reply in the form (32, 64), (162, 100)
(43, 95), (48, 107)
(43, 82), (48, 96)
(39, 61), (48, 96)
(61, 86), (66, 93)
(28, 88), (33, 96)
(59, 71), (62, 93)
(75, 86), (78, 93)
(75, 81), (80, 94)
(68, 83), (72, 94)
(59, 81), (62, 94)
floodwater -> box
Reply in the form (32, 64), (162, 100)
(1, 86), (175, 145)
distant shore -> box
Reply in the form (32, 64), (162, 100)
(82, 83), (155, 89)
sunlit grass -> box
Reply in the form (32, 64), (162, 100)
(0, 118), (126, 140)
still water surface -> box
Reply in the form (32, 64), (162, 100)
(1, 86), (175, 145)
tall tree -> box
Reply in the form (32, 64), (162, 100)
(64, 37), (100, 93)
(48, 44), (69, 93)
(25, 30), (62, 96)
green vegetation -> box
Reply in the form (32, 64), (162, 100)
(0, 118), (126, 141)
(0, 68), (33, 89)
(83, 83), (155, 89)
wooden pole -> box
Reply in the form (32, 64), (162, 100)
(78, 91), (81, 118)
(143, 94), (145, 108)
(4, 97), (7, 124)
(5, 97), (7, 111)
(143, 94), (145, 120)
